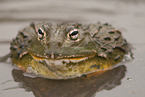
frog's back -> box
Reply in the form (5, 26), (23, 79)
(10, 23), (35, 59)
(88, 23), (128, 59)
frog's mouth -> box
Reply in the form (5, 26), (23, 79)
(29, 52), (96, 65)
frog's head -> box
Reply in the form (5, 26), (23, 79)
(24, 23), (128, 79)
(28, 23), (97, 61)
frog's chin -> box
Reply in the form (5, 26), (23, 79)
(44, 57), (89, 66)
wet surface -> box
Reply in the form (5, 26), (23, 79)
(0, 0), (145, 97)
(12, 65), (126, 97)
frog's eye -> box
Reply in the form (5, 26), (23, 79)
(68, 29), (79, 40)
(38, 28), (45, 40)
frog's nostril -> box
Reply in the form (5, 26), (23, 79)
(58, 41), (62, 46)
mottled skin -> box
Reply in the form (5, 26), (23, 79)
(10, 22), (129, 79)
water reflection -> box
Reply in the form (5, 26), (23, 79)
(12, 65), (126, 97)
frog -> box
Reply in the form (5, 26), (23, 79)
(9, 22), (130, 79)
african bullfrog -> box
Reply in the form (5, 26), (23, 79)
(10, 22), (130, 79)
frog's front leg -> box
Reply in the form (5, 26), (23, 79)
(0, 53), (11, 62)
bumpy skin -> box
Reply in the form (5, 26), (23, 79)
(10, 22), (129, 79)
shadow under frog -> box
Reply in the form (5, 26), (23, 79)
(12, 65), (126, 97)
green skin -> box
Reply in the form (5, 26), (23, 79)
(10, 22), (129, 79)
